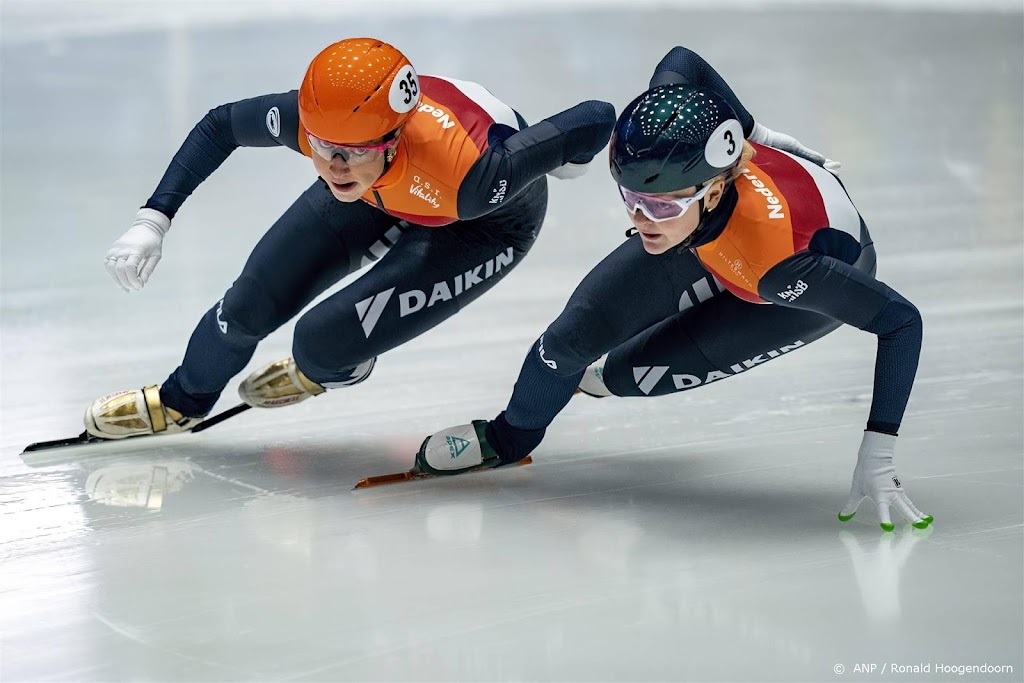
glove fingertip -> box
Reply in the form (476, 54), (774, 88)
(838, 512), (856, 522)
(880, 522), (895, 532)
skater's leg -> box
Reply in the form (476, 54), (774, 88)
(160, 180), (401, 416)
(291, 181), (548, 385)
(599, 292), (840, 397)
(85, 181), (401, 439)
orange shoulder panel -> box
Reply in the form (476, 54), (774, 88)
(361, 94), (485, 226)
(695, 161), (796, 303)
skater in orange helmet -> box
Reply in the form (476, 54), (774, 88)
(86, 38), (614, 440)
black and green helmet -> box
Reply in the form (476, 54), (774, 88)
(610, 84), (745, 194)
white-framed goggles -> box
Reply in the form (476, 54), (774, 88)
(618, 182), (714, 222)
(305, 130), (399, 166)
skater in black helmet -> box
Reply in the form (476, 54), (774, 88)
(416, 47), (931, 532)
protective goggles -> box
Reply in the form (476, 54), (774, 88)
(305, 130), (398, 166)
(618, 182), (713, 222)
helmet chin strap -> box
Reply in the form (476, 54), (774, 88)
(676, 195), (718, 250)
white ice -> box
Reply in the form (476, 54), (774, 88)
(1, 2), (1022, 681)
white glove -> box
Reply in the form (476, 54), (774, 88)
(839, 431), (933, 532)
(104, 208), (171, 292)
(548, 160), (591, 180)
(749, 121), (842, 172)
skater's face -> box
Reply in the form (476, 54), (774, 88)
(311, 134), (392, 202)
(627, 179), (726, 254)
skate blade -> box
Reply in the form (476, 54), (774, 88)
(23, 431), (109, 453)
(353, 456), (533, 490)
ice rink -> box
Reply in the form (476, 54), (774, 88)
(2, 1), (1022, 680)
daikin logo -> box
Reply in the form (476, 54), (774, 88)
(447, 436), (471, 459)
(355, 248), (515, 337)
(671, 341), (806, 390)
(634, 341), (807, 394)
(633, 366), (669, 395)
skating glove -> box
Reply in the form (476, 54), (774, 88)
(839, 431), (933, 532)
(749, 122), (842, 171)
(104, 208), (171, 292)
(415, 421), (500, 476)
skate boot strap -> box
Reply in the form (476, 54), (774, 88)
(142, 385), (168, 433)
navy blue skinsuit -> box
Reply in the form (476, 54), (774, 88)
(484, 47), (923, 463)
(141, 77), (615, 417)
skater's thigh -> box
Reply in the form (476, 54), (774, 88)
(542, 236), (719, 371)
(604, 291), (842, 396)
(235, 180), (403, 309)
(296, 186), (546, 358)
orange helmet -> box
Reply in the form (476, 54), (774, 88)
(299, 38), (421, 145)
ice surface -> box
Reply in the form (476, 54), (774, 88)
(1, 3), (1022, 681)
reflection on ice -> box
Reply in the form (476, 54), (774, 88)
(840, 526), (935, 621)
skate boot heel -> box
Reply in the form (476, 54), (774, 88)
(238, 357), (326, 409)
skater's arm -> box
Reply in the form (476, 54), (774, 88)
(759, 249), (922, 436)
(652, 47), (834, 166)
(144, 91), (302, 219)
(456, 99), (616, 220)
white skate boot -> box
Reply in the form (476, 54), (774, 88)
(577, 354), (612, 398)
(238, 356), (376, 408)
(238, 357), (326, 408)
(84, 386), (203, 439)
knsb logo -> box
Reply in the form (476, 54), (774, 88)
(418, 103), (457, 129)
(216, 299), (228, 334)
(489, 179), (508, 205)
(670, 340), (805, 390)
(742, 171), (785, 219)
(447, 436), (471, 459)
(355, 248), (515, 337)
(778, 279), (809, 302)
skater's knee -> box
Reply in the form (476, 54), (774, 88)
(292, 310), (370, 383)
(537, 324), (602, 378)
(219, 276), (288, 343)
(537, 301), (613, 376)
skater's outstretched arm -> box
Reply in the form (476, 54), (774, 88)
(145, 92), (303, 219)
(456, 100), (616, 220)
(104, 92), (302, 291)
(651, 46), (836, 168)
(649, 46), (755, 136)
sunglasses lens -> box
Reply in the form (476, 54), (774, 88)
(306, 134), (387, 166)
(620, 187), (685, 221)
